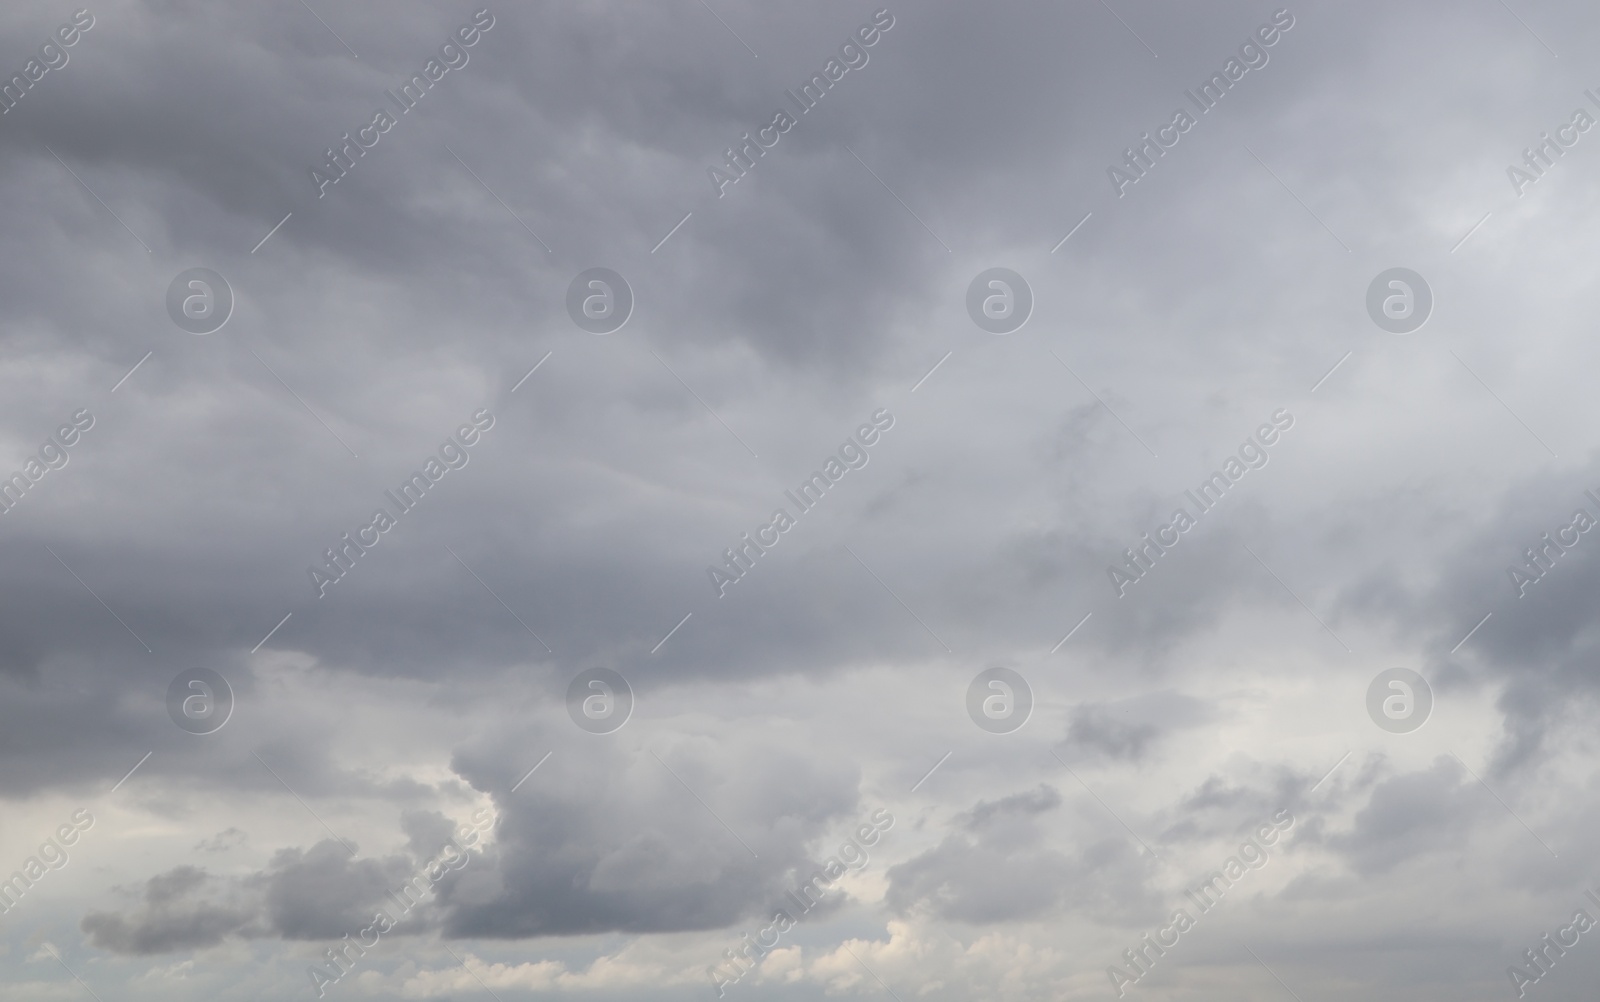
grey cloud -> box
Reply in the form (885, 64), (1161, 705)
(1326, 757), (1492, 877)
(439, 731), (864, 937)
(81, 831), (480, 955)
(81, 866), (258, 955)
(1059, 690), (1215, 763)
(887, 785), (1159, 925)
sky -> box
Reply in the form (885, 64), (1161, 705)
(2, 0), (1600, 999)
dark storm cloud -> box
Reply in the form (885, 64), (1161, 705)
(0, 0), (1553, 797)
(0, 0), (1480, 802)
(79, 726), (875, 952)
(0, 0), (1380, 724)
(439, 728), (865, 937)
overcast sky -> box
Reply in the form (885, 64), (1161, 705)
(4, 0), (1600, 999)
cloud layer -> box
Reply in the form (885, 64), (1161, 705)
(2, 1), (1600, 1000)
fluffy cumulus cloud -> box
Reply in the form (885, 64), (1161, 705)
(2, 0), (1600, 1000)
